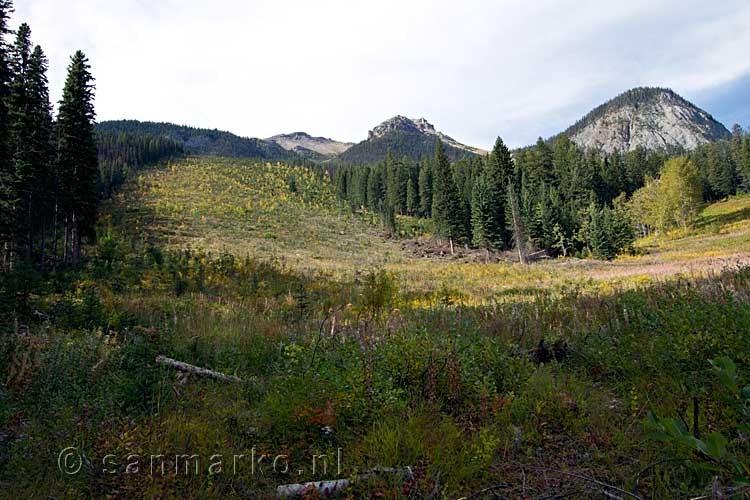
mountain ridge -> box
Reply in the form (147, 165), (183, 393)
(559, 87), (731, 153)
(339, 116), (486, 164)
(266, 131), (354, 158)
(96, 120), (304, 163)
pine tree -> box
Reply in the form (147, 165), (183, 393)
(57, 50), (98, 263)
(335, 167), (348, 201)
(385, 152), (407, 214)
(431, 139), (467, 247)
(25, 45), (53, 266)
(366, 164), (385, 212)
(586, 204), (614, 260)
(470, 169), (495, 250)
(406, 177), (418, 215)
(485, 137), (514, 247)
(0, 0), (14, 264)
(8, 23), (34, 259)
(418, 157), (432, 217)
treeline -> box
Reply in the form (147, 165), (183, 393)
(334, 126), (750, 259)
(692, 124), (750, 200)
(97, 131), (184, 197)
(96, 120), (307, 165)
(0, 2), (99, 268)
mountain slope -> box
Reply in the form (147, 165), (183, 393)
(562, 87), (731, 153)
(339, 116), (486, 164)
(97, 120), (302, 162)
(267, 132), (353, 158)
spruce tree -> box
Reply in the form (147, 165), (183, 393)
(470, 169), (495, 250)
(366, 164), (385, 212)
(485, 137), (514, 247)
(385, 152), (407, 214)
(431, 139), (467, 246)
(0, 0), (14, 263)
(418, 157), (432, 217)
(8, 23), (33, 258)
(24, 45), (52, 265)
(57, 50), (97, 263)
(406, 177), (418, 215)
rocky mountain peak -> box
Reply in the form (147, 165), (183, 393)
(367, 116), (487, 155)
(564, 87), (730, 153)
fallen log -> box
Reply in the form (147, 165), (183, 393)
(277, 467), (412, 498)
(155, 355), (242, 383)
(277, 479), (351, 498)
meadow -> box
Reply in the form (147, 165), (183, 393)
(1, 157), (749, 499)
(120, 158), (750, 301)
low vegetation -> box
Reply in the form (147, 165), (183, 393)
(2, 155), (750, 498)
(1, 4), (749, 498)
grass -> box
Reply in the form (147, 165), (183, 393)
(1, 158), (750, 499)
(118, 158), (750, 303)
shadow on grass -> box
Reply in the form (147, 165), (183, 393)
(696, 206), (750, 231)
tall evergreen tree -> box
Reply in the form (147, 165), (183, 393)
(470, 169), (495, 250)
(385, 152), (407, 214)
(0, 0), (14, 263)
(57, 50), (97, 263)
(8, 23), (35, 258)
(366, 164), (385, 212)
(485, 137), (514, 247)
(418, 156), (432, 217)
(405, 177), (418, 216)
(431, 139), (468, 246)
(23, 45), (52, 264)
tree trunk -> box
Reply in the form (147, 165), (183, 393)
(40, 218), (46, 272)
(52, 202), (58, 266)
(155, 355), (243, 383)
(62, 216), (69, 264)
(508, 182), (527, 265)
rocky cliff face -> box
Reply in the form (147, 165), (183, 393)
(338, 116), (486, 164)
(267, 132), (353, 157)
(564, 88), (730, 153)
(368, 116), (487, 155)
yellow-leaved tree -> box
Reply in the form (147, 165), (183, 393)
(629, 156), (703, 235)
(657, 156), (703, 231)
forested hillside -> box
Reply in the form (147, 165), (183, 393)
(335, 127), (750, 259)
(97, 120), (303, 163)
(339, 129), (478, 164)
(97, 131), (184, 197)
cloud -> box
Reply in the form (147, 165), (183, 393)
(11, 0), (750, 148)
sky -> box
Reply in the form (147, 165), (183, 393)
(11, 0), (750, 149)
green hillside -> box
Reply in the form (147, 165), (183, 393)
(97, 120), (303, 163)
(339, 130), (477, 164)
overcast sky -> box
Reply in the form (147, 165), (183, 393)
(11, 0), (750, 149)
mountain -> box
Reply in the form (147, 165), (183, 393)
(266, 132), (353, 158)
(561, 87), (731, 153)
(96, 120), (302, 163)
(339, 116), (487, 164)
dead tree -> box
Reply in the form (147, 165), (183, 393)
(508, 181), (527, 265)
